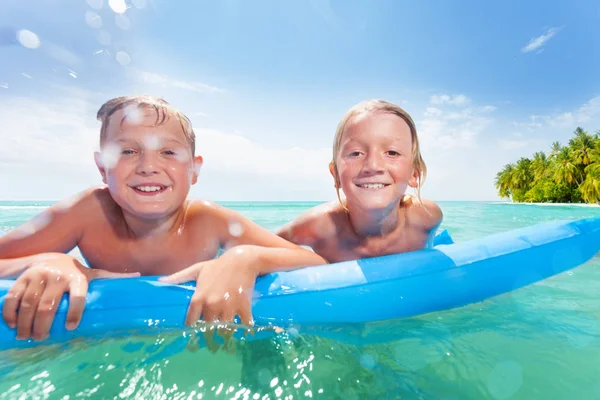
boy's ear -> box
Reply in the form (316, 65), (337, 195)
(408, 168), (419, 188)
(191, 155), (204, 184)
(329, 162), (339, 188)
(94, 151), (108, 184)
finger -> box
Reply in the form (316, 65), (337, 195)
(65, 275), (89, 331)
(237, 302), (254, 329)
(219, 308), (236, 324)
(219, 328), (236, 355)
(216, 313), (237, 354)
(158, 267), (200, 285)
(32, 284), (64, 341)
(203, 324), (220, 354)
(186, 293), (204, 326)
(202, 301), (220, 324)
(2, 279), (28, 329)
(16, 279), (46, 340)
(93, 270), (141, 279)
(216, 308), (236, 349)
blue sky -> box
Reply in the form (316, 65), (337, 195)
(1, 0), (599, 201)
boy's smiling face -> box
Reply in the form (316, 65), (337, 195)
(333, 111), (418, 212)
(94, 106), (202, 220)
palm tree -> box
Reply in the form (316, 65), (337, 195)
(512, 157), (533, 190)
(553, 147), (581, 186)
(568, 127), (595, 167)
(495, 163), (515, 199)
(580, 164), (600, 204)
(549, 141), (562, 160)
(531, 151), (550, 181)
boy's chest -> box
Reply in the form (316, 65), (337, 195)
(78, 232), (221, 275)
(317, 225), (428, 263)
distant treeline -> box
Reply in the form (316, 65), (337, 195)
(495, 127), (600, 204)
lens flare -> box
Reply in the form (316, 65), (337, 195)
(17, 30), (40, 49)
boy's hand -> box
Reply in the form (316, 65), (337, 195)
(2, 253), (139, 341)
(159, 247), (259, 327)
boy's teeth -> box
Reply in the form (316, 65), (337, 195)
(360, 183), (385, 189)
(136, 186), (163, 192)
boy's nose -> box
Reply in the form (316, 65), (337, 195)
(136, 152), (159, 175)
(363, 153), (384, 172)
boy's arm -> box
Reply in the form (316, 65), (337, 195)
(419, 199), (444, 248)
(0, 189), (95, 259)
(159, 203), (328, 326)
(208, 203), (327, 272)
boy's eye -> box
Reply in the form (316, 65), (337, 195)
(162, 150), (176, 156)
(387, 150), (400, 156)
(349, 151), (362, 157)
(121, 149), (135, 155)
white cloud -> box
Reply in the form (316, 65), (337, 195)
(424, 107), (442, 117)
(0, 92), (99, 168)
(498, 139), (531, 150)
(521, 27), (563, 54)
(515, 96), (600, 129)
(513, 115), (544, 130)
(430, 94), (470, 106)
(417, 97), (496, 149)
(197, 128), (330, 179)
(136, 70), (226, 94)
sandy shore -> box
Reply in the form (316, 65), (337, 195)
(490, 201), (599, 208)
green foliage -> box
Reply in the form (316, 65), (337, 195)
(495, 127), (600, 204)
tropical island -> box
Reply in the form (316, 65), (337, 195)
(494, 127), (600, 204)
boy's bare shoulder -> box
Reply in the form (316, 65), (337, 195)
(405, 196), (443, 232)
(277, 201), (340, 246)
(42, 185), (111, 217)
(183, 199), (245, 235)
(185, 199), (238, 222)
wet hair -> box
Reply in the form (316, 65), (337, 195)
(96, 95), (196, 156)
(330, 99), (427, 207)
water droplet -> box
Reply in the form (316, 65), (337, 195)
(100, 143), (122, 169)
(108, 0), (127, 14)
(0, 83), (8, 89)
(69, 70), (77, 78)
(486, 360), (523, 400)
(115, 14), (131, 30)
(228, 221), (244, 237)
(86, 0), (104, 9)
(142, 135), (161, 150)
(21, 73), (32, 79)
(115, 51), (131, 66)
(122, 104), (144, 124)
(85, 11), (102, 29)
(97, 30), (112, 46)
(359, 353), (377, 369)
(270, 377), (279, 388)
(257, 368), (272, 385)
(132, 0), (147, 9)
(17, 29), (40, 49)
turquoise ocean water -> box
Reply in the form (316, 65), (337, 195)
(1, 200), (600, 399)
